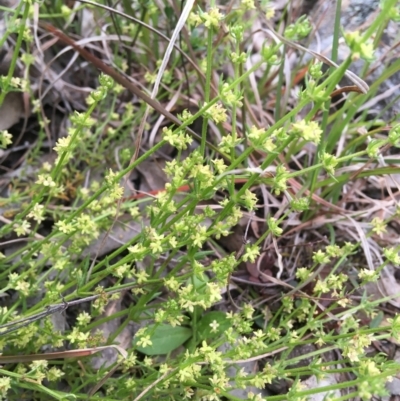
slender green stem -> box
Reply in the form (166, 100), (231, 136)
(200, 25), (214, 156)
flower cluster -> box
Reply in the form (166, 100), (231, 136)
(339, 334), (372, 362)
(284, 15), (312, 40)
(247, 125), (276, 153)
(163, 126), (193, 150)
(344, 31), (375, 61)
(291, 120), (322, 145)
(0, 130), (12, 148)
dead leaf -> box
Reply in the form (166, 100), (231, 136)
(91, 296), (133, 370)
(136, 159), (168, 194)
(83, 217), (144, 259)
(0, 91), (23, 130)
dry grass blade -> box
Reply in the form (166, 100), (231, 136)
(88, 361), (123, 397)
(133, 368), (175, 401)
(152, 0), (196, 97)
(0, 345), (127, 364)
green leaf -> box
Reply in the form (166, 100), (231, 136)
(197, 311), (231, 341)
(134, 324), (192, 355)
(189, 273), (209, 290)
(369, 311), (384, 328)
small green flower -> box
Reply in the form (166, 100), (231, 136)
(191, 225), (208, 247)
(10, 77), (23, 88)
(359, 360), (381, 376)
(209, 320), (219, 333)
(230, 24), (244, 41)
(284, 15), (311, 39)
(0, 130), (13, 148)
(70, 111), (96, 127)
(344, 30), (375, 61)
(27, 203), (46, 224)
(220, 83), (243, 106)
(358, 269), (379, 282)
(46, 366), (65, 382)
(144, 71), (156, 84)
(212, 159), (227, 174)
(14, 220), (31, 237)
(30, 360), (48, 371)
(76, 214), (98, 236)
(129, 206), (140, 219)
(90, 87), (107, 102)
(309, 62), (323, 79)
(241, 0), (255, 10)
(291, 197), (309, 212)
(296, 267), (311, 282)
(162, 127), (193, 150)
(178, 365), (195, 382)
(272, 165), (289, 195)
(367, 139), (385, 157)
(242, 244), (260, 263)
(76, 312), (91, 328)
(219, 134), (243, 153)
(321, 152), (338, 175)
(371, 217), (386, 235)
(241, 189), (258, 211)
(313, 279), (330, 294)
(136, 334), (152, 348)
(8, 273), (19, 284)
(36, 174), (56, 187)
(67, 327), (89, 345)
(178, 109), (194, 122)
(291, 120), (322, 144)
(55, 219), (75, 234)
(164, 276), (180, 291)
(230, 51), (247, 64)
(121, 352), (138, 371)
(312, 249), (330, 264)
(107, 182), (123, 201)
(98, 73), (114, 89)
(202, 7), (224, 29)
(242, 303), (254, 319)
(135, 269), (149, 284)
(267, 217), (283, 236)
(248, 126), (265, 141)
(301, 79), (330, 103)
(53, 257), (70, 271)
(149, 240), (163, 253)
(389, 124), (400, 146)
(0, 376), (11, 397)
(204, 103), (228, 124)
(188, 12), (202, 27)
(383, 247), (400, 265)
(21, 53), (35, 67)
(326, 244), (342, 257)
(343, 242), (357, 253)
(110, 263), (131, 278)
(327, 273), (347, 290)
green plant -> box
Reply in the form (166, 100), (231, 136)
(0, 0), (399, 400)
